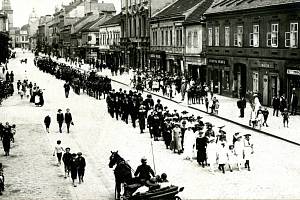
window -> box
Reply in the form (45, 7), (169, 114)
(161, 30), (164, 46)
(193, 31), (198, 47)
(290, 23), (298, 48)
(187, 31), (192, 48)
(271, 23), (278, 47)
(285, 32), (291, 47)
(234, 33), (237, 46)
(170, 30), (172, 46)
(225, 26), (230, 46)
(208, 28), (212, 46)
(179, 29), (183, 46)
(267, 32), (272, 47)
(165, 30), (168, 46)
(215, 27), (219, 46)
(237, 26), (243, 47)
(253, 72), (259, 93)
(88, 35), (92, 42)
(253, 25), (259, 47)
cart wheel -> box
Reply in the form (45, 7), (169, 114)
(174, 197), (182, 200)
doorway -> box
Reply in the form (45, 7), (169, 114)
(234, 63), (247, 97)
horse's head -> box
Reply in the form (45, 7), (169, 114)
(109, 151), (121, 168)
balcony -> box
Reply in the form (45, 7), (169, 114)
(207, 46), (300, 60)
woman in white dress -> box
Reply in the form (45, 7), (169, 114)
(243, 134), (254, 171)
(234, 136), (244, 171)
(217, 143), (228, 173)
(183, 126), (196, 160)
(206, 137), (217, 172)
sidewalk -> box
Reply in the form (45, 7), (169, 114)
(48, 56), (300, 146)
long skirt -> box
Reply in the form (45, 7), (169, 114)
(197, 148), (206, 163)
(2, 137), (10, 152)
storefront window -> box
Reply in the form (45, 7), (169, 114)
(224, 71), (230, 91)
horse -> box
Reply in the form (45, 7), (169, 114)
(109, 151), (134, 200)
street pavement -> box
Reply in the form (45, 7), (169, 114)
(0, 50), (300, 199)
(60, 59), (300, 146)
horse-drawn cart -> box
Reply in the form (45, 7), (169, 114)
(121, 184), (184, 200)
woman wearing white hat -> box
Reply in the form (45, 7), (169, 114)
(206, 137), (217, 172)
(183, 125), (196, 160)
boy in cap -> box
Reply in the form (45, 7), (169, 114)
(62, 147), (72, 178)
(76, 152), (86, 184)
(57, 109), (64, 133)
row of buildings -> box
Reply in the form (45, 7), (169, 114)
(119, 0), (300, 106)
(0, 0), (13, 63)
(10, 0), (300, 107)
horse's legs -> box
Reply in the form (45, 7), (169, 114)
(115, 180), (121, 199)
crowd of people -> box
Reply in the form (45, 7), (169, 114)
(106, 88), (254, 173)
(53, 140), (86, 187)
(35, 56), (112, 100)
(0, 66), (14, 105)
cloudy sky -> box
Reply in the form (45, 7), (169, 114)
(5, 0), (121, 27)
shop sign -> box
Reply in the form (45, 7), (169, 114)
(208, 58), (227, 65)
(287, 69), (300, 76)
(260, 62), (274, 68)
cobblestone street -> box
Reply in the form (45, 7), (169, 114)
(0, 51), (300, 199)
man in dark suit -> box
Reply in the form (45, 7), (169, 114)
(65, 108), (73, 133)
(272, 95), (280, 116)
(64, 82), (71, 98)
(291, 88), (298, 115)
(237, 97), (246, 118)
(57, 109), (64, 133)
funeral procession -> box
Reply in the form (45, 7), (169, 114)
(1, 0), (300, 199)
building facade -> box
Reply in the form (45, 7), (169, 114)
(99, 13), (121, 69)
(120, 0), (176, 71)
(150, 0), (212, 77)
(0, 11), (9, 63)
(205, 0), (300, 106)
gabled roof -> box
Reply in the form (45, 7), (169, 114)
(87, 15), (112, 32)
(72, 14), (99, 34)
(205, 0), (300, 15)
(98, 3), (116, 13)
(100, 13), (121, 27)
(185, 0), (214, 23)
(153, 0), (202, 19)
(21, 24), (29, 31)
(64, 0), (83, 14)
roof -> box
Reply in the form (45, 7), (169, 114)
(72, 14), (99, 34)
(153, 0), (202, 19)
(100, 13), (121, 27)
(64, 0), (83, 14)
(205, 0), (300, 15)
(21, 24), (29, 31)
(87, 15), (113, 31)
(185, 0), (214, 23)
(98, 2), (116, 13)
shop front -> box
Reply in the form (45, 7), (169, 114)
(207, 58), (231, 95)
(185, 56), (206, 83)
(287, 68), (300, 110)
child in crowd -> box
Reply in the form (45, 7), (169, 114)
(262, 107), (269, 127)
(256, 110), (264, 130)
(62, 147), (72, 178)
(227, 145), (236, 172)
(53, 140), (64, 166)
(282, 108), (289, 128)
(217, 143), (227, 174)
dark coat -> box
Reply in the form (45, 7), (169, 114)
(57, 113), (64, 123)
(65, 113), (72, 124)
(44, 116), (51, 125)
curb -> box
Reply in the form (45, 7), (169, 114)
(111, 78), (300, 147)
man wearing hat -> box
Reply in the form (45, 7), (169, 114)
(134, 157), (155, 183)
(76, 152), (86, 183)
(138, 104), (147, 133)
(65, 108), (73, 133)
(44, 115), (51, 133)
(57, 109), (64, 133)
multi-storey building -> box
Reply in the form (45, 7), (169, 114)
(37, 15), (53, 53)
(1, 0), (13, 29)
(0, 11), (9, 63)
(28, 8), (39, 50)
(99, 13), (121, 69)
(205, 0), (300, 106)
(120, 0), (176, 71)
(16, 24), (29, 49)
(150, 0), (212, 77)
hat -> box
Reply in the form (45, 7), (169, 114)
(72, 153), (77, 157)
(197, 116), (203, 120)
(58, 109), (62, 112)
(65, 147), (70, 150)
(218, 125), (225, 130)
(66, 108), (70, 111)
(77, 152), (82, 156)
(141, 157), (147, 162)
(181, 110), (188, 114)
(244, 133), (251, 137)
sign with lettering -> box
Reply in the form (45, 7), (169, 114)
(287, 69), (300, 76)
(208, 58), (227, 65)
